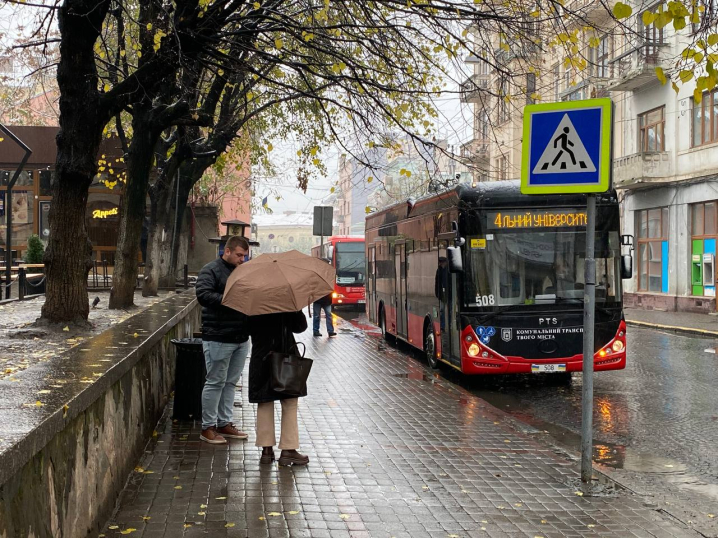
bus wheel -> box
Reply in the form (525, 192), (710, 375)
(425, 324), (439, 369)
(379, 307), (391, 342)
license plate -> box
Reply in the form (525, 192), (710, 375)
(358, 299), (366, 304)
(531, 363), (566, 373)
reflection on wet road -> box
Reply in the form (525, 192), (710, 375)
(339, 308), (718, 508)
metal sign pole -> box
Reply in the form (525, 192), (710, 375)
(581, 193), (596, 483)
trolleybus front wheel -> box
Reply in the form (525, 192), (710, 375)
(424, 323), (439, 369)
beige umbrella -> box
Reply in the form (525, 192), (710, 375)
(222, 250), (336, 316)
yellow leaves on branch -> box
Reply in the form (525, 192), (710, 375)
(612, 2), (632, 19)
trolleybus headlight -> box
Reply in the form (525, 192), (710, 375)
(599, 349), (608, 357)
(468, 343), (480, 357)
(612, 340), (624, 352)
(332, 292), (344, 298)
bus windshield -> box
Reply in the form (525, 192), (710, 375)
(464, 230), (621, 308)
(335, 242), (365, 286)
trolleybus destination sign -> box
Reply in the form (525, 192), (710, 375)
(521, 98), (612, 195)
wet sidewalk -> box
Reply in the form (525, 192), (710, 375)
(101, 318), (698, 538)
(625, 307), (718, 337)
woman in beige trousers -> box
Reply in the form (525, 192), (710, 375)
(247, 310), (309, 466)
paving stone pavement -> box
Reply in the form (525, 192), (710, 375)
(101, 317), (699, 538)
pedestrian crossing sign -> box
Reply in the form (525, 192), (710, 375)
(521, 99), (612, 194)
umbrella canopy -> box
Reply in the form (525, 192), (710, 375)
(222, 250), (336, 316)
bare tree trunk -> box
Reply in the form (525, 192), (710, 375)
(41, 0), (112, 324)
(142, 177), (173, 297)
(109, 115), (156, 309)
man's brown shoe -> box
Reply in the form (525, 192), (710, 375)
(199, 427), (227, 444)
(216, 423), (248, 440)
(278, 449), (309, 466)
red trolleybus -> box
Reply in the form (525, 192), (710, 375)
(311, 235), (366, 307)
(364, 181), (631, 375)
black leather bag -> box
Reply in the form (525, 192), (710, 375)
(267, 342), (313, 398)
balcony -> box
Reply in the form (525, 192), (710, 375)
(607, 43), (671, 91)
(460, 73), (490, 104)
(613, 151), (673, 189)
(567, 0), (617, 24)
(460, 138), (490, 164)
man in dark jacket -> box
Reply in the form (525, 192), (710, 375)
(195, 235), (250, 444)
(312, 258), (336, 337)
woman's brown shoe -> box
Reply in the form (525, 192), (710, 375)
(278, 449), (309, 466)
(260, 447), (275, 464)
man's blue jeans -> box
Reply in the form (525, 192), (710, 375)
(201, 340), (249, 430)
(313, 303), (334, 333)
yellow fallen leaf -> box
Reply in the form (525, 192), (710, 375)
(142, 516), (151, 521)
(63, 326), (69, 331)
(267, 512), (281, 516)
(134, 467), (144, 473)
(587, 524), (595, 528)
(120, 530), (136, 535)
(37, 390), (51, 394)
(541, 519), (547, 524)
(422, 486), (429, 490)
(515, 503), (522, 507)
(287, 510), (299, 515)
(173, 476), (180, 480)
(109, 526), (119, 530)
(35, 400), (43, 407)
(133, 333), (139, 338)
(708, 514), (715, 518)
(152, 430), (158, 437)
(174, 486), (182, 490)
(225, 523), (235, 528)
(215, 496), (227, 500)
(63, 404), (69, 418)
(339, 514), (350, 520)
(143, 470), (154, 474)
(198, 511), (206, 516)
(258, 516), (265, 520)
(200, 504), (207, 509)
(183, 523), (192, 528)
(575, 491), (583, 496)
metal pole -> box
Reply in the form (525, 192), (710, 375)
(169, 168), (180, 290)
(183, 264), (188, 289)
(1, 124), (32, 299)
(18, 267), (25, 301)
(581, 193), (597, 483)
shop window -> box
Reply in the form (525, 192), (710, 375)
(86, 193), (121, 248)
(691, 89), (718, 147)
(39, 170), (55, 196)
(638, 106), (665, 152)
(636, 207), (668, 293)
(691, 201), (718, 296)
(0, 169), (33, 188)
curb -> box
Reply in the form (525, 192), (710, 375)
(626, 318), (718, 338)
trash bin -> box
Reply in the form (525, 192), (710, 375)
(170, 338), (206, 420)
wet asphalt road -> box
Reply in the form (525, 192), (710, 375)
(335, 308), (718, 507)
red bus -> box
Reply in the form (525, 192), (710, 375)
(365, 181), (630, 375)
(311, 235), (366, 307)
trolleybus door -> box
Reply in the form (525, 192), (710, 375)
(394, 242), (408, 337)
(438, 241), (461, 367)
(368, 245), (376, 321)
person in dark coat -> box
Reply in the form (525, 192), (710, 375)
(248, 310), (309, 466)
(195, 235), (250, 445)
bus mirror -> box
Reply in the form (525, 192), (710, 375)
(621, 255), (633, 279)
(447, 246), (463, 273)
(327, 245), (334, 262)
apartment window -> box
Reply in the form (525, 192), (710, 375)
(479, 111), (489, 140)
(638, 106), (665, 152)
(692, 89), (718, 147)
(496, 156), (507, 181)
(526, 73), (536, 105)
(641, 3), (665, 59)
(564, 65), (572, 91)
(592, 36), (610, 78)
(552, 64), (560, 101)
(498, 78), (509, 123)
(637, 207), (669, 292)
(563, 88), (585, 102)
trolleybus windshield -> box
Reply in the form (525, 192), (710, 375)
(334, 242), (365, 286)
(464, 229), (621, 309)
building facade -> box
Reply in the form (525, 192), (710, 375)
(462, 1), (718, 312)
